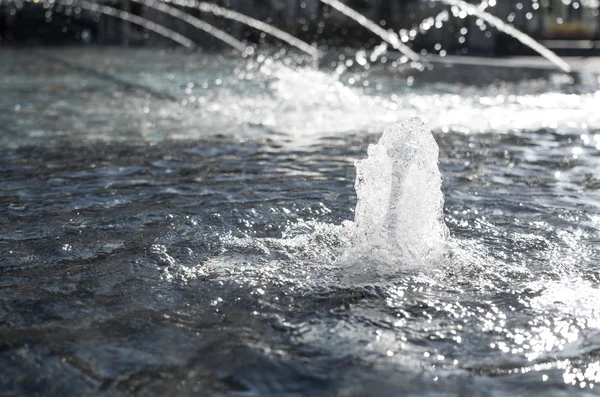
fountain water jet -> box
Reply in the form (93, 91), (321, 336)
(435, 0), (572, 73)
(342, 118), (449, 275)
(318, 0), (422, 63)
(9, 0), (249, 52)
(14, 0), (197, 49)
(161, 0), (320, 58)
(106, 0), (249, 52)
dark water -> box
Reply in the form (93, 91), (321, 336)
(1, 48), (600, 396)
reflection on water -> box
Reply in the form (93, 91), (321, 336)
(1, 47), (600, 396)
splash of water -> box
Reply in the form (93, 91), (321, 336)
(436, 0), (572, 73)
(318, 0), (421, 63)
(342, 118), (449, 272)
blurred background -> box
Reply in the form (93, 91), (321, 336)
(1, 0), (599, 56)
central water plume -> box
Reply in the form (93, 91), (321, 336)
(342, 118), (449, 274)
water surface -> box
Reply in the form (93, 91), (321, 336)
(1, 47), (600, 396)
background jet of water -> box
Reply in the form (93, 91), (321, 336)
(122, 0), (249, 53)
(29, 0), (197, 49)
(436, 0), (572, 73)
(318, 0), (422, 63)
(8, 0), (249, 53)
(72, 0), (318, 58)
(160, 0), (320, 58)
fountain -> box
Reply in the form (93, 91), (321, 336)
(16, 0), (249, 52)
(178, 0), (319, 58)
(5, 0), (576, 74)
(48, 0), (197, 49)
(124, 0), (250, 53)
(435, 0), (573, 73)
(90, 0), (320, 57)
(1, 1), (600, 396)
(342, 118), (449, 273)
(318, 0), (422, 63)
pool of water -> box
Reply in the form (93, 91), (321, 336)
(1, 47), (600, 396)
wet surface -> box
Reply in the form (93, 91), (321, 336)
(1, 48), (600, 396)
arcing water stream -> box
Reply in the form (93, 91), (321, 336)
(318, 0), (422, 63)
(126, 0), (249, 53)
(192, 0), (319, 58)
(3, 0), (576, 74)
(436, 0), (573, 73)
(52, 0), (197, 49)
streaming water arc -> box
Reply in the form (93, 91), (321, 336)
(161, 0), (320, 58)
(318, 0), (421, 63)
(436, 0), (572, 73)
(123, 0), (248, 53)
(9, 0), (196, 49)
